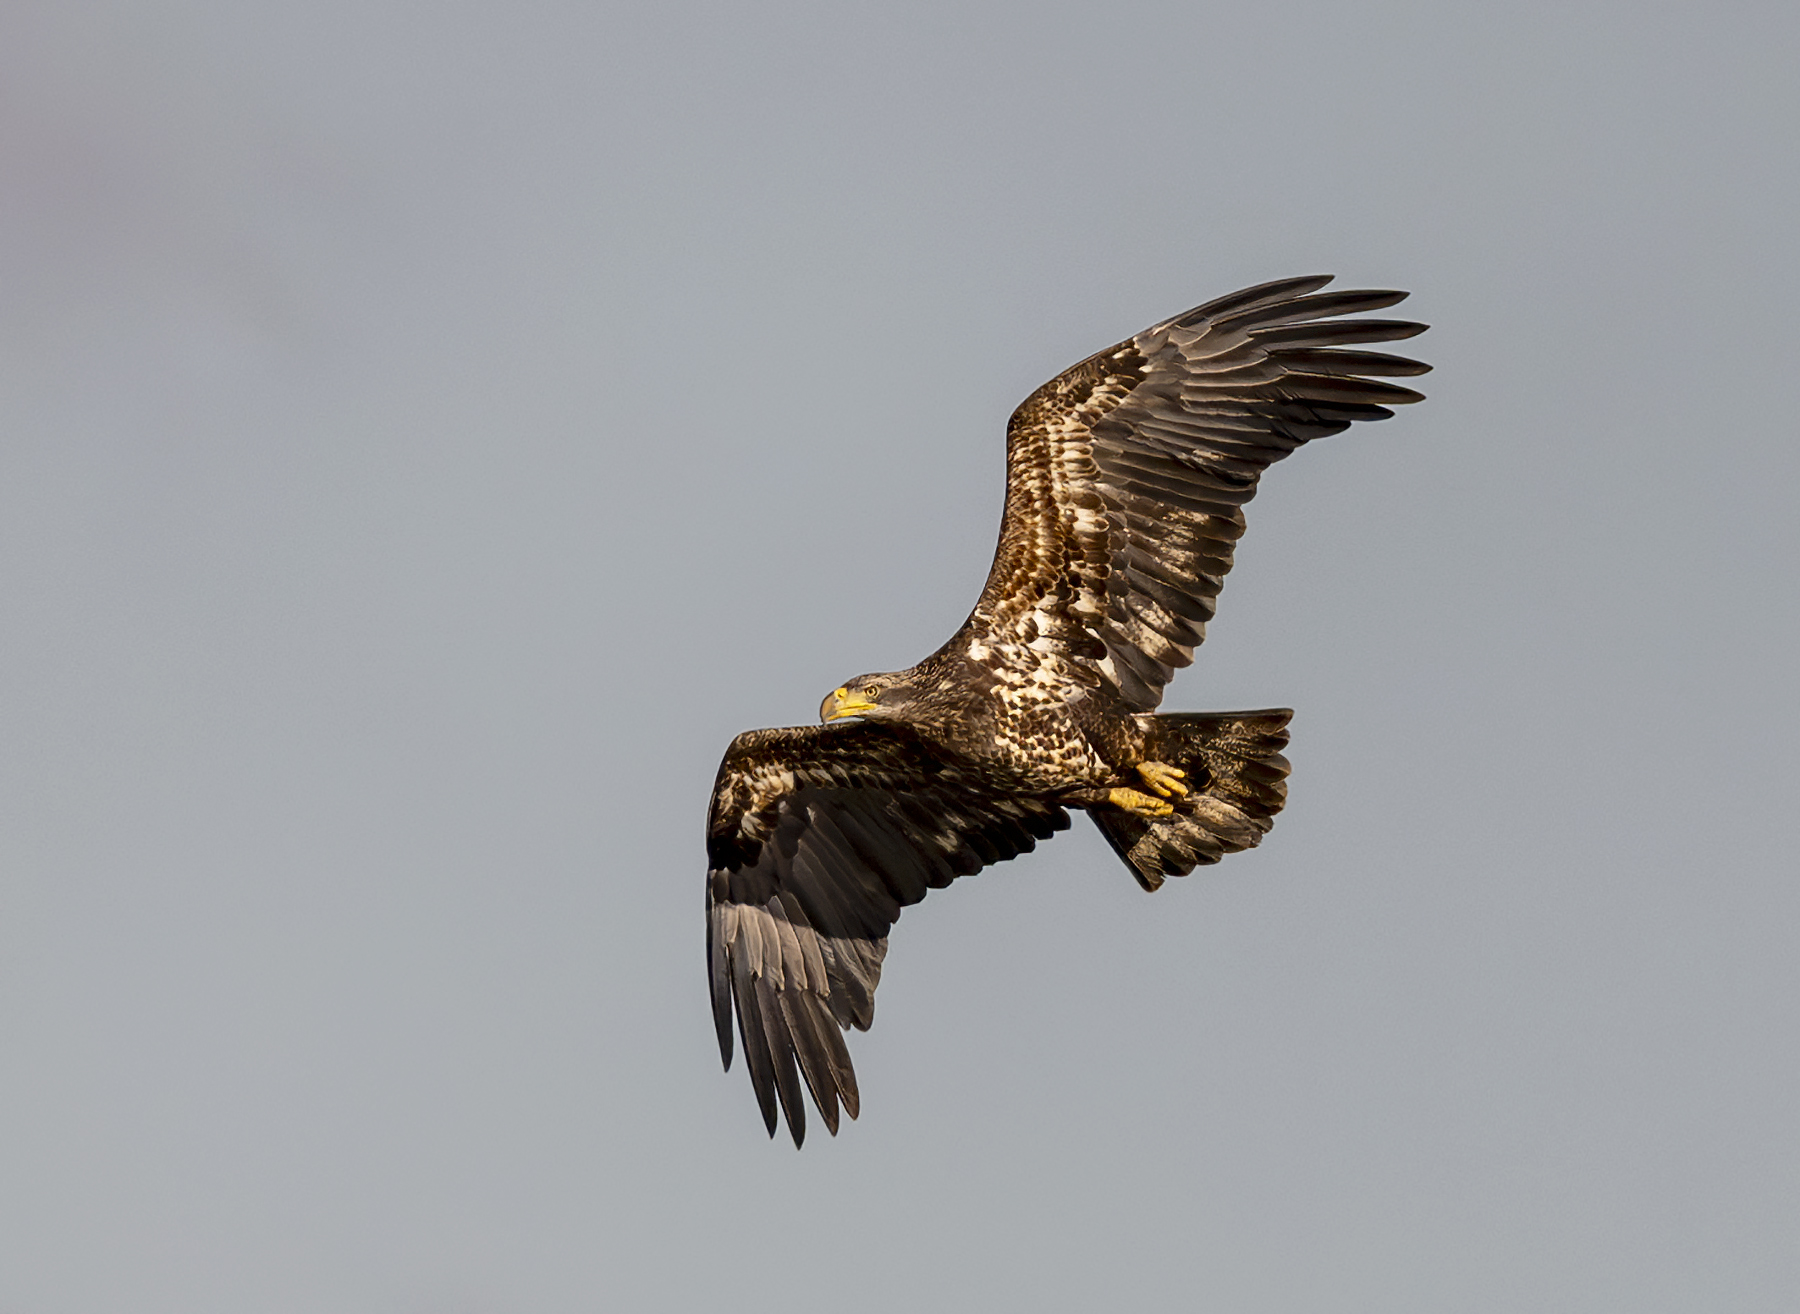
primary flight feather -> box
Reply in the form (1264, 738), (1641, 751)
(705, 275), (1430, 1145)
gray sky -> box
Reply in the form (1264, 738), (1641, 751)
(3, 2), (1796, 1310)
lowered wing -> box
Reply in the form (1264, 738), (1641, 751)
(706, 722), (1069, 1146)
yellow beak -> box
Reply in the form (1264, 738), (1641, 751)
(820, 687), (878, 722)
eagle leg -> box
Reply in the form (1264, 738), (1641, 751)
(1134, 761), (1189, 798)
(1107, 786), (1175, 817)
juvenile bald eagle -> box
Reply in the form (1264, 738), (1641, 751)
(706, 275), (1429, 1145)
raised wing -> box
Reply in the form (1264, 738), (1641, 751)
(965, 275), (1429, 710)
(706, 722), (1069, 1146)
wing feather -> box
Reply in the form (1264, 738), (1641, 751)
(705, 722), (1070, 1146)
(962, 275), (1429, 710)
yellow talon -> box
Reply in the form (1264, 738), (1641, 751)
(1135, 761), (1189, 798)
(1108, 786), (1175, 817)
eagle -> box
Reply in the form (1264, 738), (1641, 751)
(705, 275), (1429, 1145)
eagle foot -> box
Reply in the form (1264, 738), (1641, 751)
(1135, 761), (1189, 798)
(1108, 786), (1175, 817)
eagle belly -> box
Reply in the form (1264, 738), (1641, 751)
(905, 637), (1139, 798)
(982, 676), (1138, 796)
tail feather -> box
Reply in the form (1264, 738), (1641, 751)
(1092, 710), (1292, 891)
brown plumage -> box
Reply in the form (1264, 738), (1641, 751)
(706, 275), (1430, 1144)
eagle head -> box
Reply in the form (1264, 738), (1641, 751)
(820, 673), (917, 724)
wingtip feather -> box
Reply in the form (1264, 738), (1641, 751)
(1174, 274), (1335, 327)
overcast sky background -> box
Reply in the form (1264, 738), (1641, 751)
(3, 2), (1796, 1311)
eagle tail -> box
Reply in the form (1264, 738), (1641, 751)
(1091, 710), (1293, 892)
